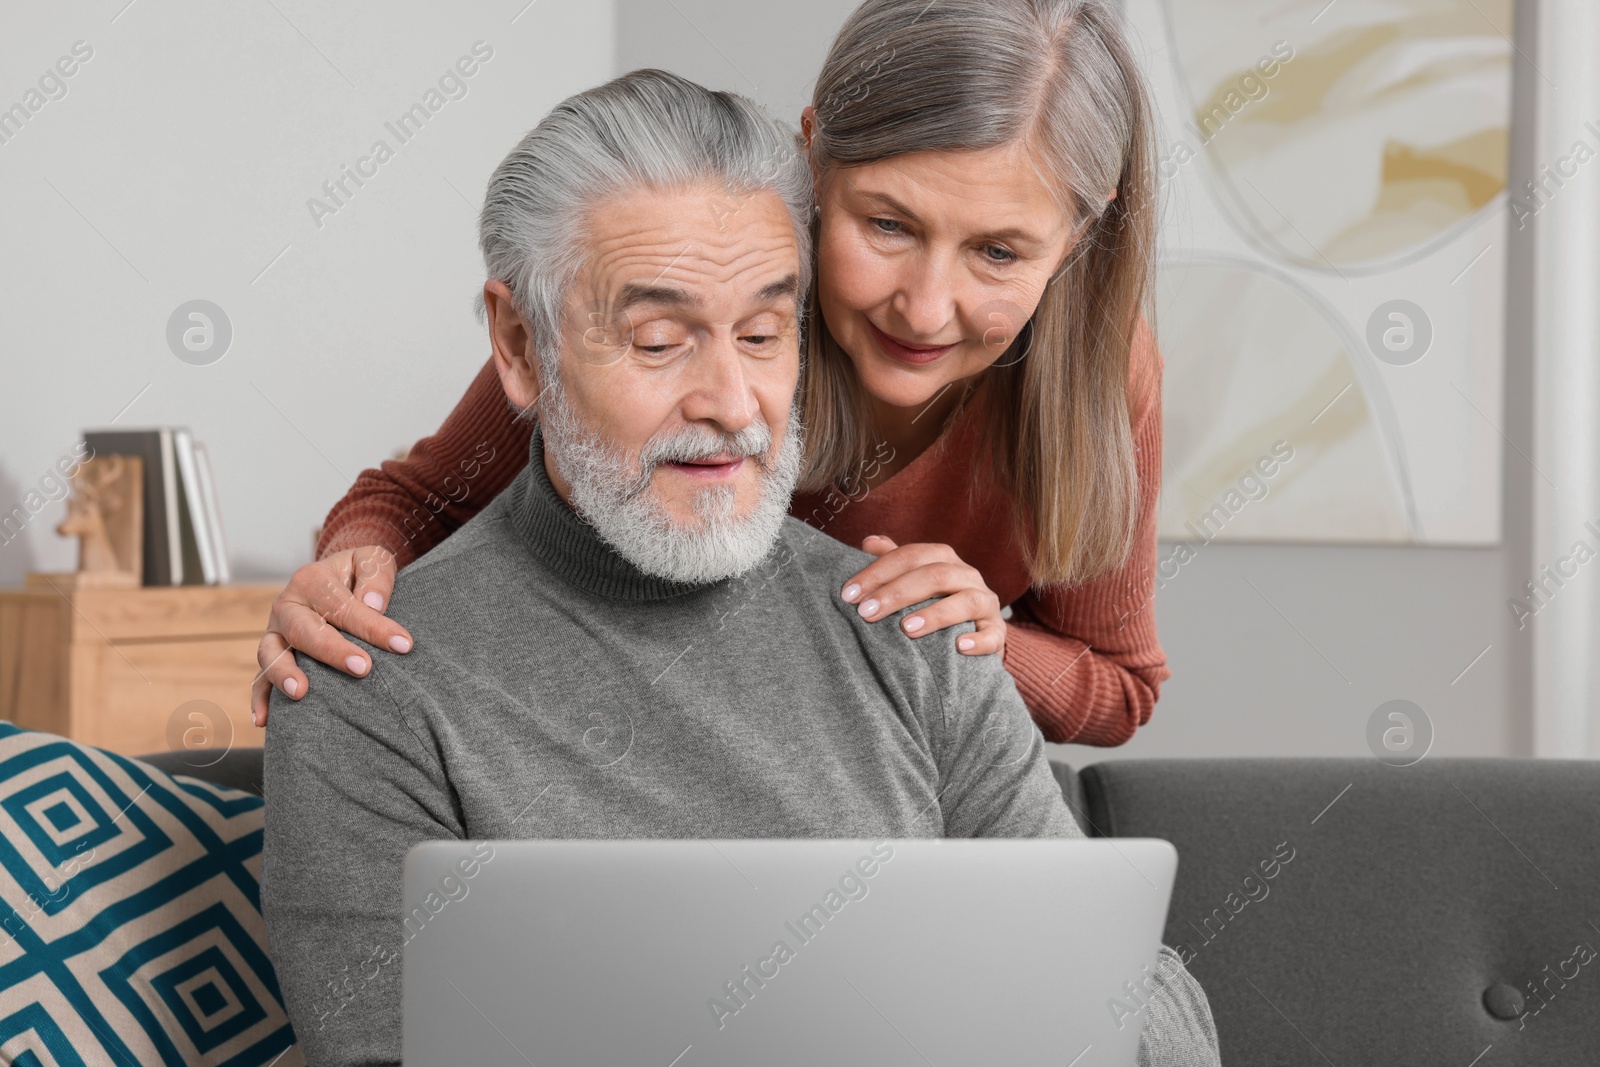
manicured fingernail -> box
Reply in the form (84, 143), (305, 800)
(389, 635), (412, 653)
(903, 615), (924, 633)
(252, 712), (263, 728)
(284, 677), (299, 698)
(841, 583), (861, 603)
(958, 637), (975, 651)
(346, 656), (368, 676)
(859, 598), (879, 618)
(364, 591), (385, 611)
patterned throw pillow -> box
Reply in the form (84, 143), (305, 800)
(0, 724), (301, 1065)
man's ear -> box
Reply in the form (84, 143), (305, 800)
(483, 279), (545, 411)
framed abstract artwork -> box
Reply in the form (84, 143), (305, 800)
(1128, 0), (1515, 545)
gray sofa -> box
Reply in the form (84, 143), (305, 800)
(147, 749), (1600, 1063)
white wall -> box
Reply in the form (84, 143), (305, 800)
(0, 0), (616, 582)
(613, 0), (1543, 762)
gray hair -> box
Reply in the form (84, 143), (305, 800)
(476, 68), (813, 372)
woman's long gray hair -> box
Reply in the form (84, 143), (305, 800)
(802, 0), (1157, 586)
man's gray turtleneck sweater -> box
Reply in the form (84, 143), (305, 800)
(263, 428), (1220, 1065)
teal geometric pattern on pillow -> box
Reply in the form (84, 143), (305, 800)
(0, 723), (301, 1065)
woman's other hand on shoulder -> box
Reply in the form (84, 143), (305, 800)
(839, 536), (1006, 656)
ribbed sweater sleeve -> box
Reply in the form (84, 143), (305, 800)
(1004, 321), (1172, 746)
(315, 357), (532, 569)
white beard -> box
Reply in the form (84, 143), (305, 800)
(538, 375), (804, 585)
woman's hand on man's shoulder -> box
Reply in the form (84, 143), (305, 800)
(251, 546), (411, 727)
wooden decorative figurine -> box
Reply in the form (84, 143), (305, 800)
(56, 454), (143, 586)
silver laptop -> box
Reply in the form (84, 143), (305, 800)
(403, 838), (1176, 1066)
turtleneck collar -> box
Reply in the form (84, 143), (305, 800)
(506, 424), (717, 602)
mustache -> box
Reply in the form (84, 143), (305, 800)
(620, 420), (777, 500)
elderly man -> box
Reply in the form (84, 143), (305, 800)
(262, 69), (1219, 1065)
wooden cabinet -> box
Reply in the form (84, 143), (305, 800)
(0, 572), (280, 755)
